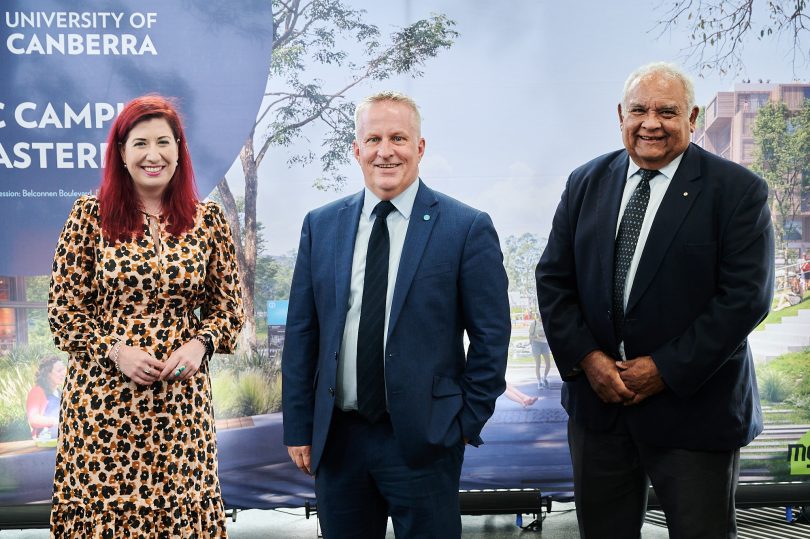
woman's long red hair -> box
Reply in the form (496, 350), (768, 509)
(98, 95), (198, 242)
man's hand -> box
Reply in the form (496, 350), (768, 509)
(580, 350), (636, 404)
(617, 355), (665, 405)
(287, 445), (312, 475)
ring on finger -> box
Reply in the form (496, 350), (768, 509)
(174, 365), (186, 377)
(144, 368), (151, 375)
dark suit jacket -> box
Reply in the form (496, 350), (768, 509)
(282, 181), (511, 471)
(536, 143), (774, 451)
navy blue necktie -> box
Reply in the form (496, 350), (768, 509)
(356, 200), (396, 423)
(613, 169), (658, 342)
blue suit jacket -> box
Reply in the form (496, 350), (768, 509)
(536, 143), (774, 450)
(282, 181), (511, 470)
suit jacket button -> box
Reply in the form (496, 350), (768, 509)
(328, 387), (335, 397)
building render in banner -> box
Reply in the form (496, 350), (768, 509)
(692, 82), (810, 248)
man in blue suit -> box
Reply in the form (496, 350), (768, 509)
(536, 63), (774, 538)
(282, 91), (511, 538)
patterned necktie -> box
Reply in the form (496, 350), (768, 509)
(356, 200), (396, 423)
(613, 168), (658, 342)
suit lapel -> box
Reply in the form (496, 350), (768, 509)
(387, 181), (439, 338)
(627, 145), (703, 312)
(597, 153), (629, 300)
(335, 191), (364, 326)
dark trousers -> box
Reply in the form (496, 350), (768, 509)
(315, 409), (465, 539)
(568, 417), (740, 539)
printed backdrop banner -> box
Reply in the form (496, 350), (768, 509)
(0, 0), (273, 275)
(1, 0), (808, 520)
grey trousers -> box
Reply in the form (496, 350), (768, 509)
(568, 416), (740, 539)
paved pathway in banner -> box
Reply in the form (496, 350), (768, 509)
(218, 363), (810, 507)
(459, 367), (572, 497)
(215, 364), (573, 508)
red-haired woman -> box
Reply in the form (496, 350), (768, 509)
(48, 94), (244, 538)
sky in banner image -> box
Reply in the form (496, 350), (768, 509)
(222, 0), (802, 258)
(0, 0), (273, 275)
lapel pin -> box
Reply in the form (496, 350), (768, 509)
(683, 192), (688, 197)
(423, 214), (430, 221)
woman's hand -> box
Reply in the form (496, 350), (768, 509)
(115, 344), (165, 386)
(159, 338), (206, 381)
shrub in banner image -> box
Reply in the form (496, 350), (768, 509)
(210, 352), (283, 419)
(759, 370), (794, 403)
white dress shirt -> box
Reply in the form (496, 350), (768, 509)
(336, 178), (420, 410)
(616, 153), (684, 358)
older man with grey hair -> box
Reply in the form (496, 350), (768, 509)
(536, 62), (774, 538)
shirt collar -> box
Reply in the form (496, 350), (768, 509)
(626, 152), (685, 182)
(362, 178), (420, 220)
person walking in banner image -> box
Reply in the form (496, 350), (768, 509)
(529, 311), (551, 389)
(282, 91), (511, 538)
(48, 95), (244, 538)
(536, 62), (774, 538)
(25, 355), (66, 441)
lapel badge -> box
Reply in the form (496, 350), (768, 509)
(423, 214), (431, 221)
(683, 192), (688, 197)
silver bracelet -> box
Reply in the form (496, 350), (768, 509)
(110, 341), (122, 370)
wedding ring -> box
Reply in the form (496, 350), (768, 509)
(144, 368), (151, 375)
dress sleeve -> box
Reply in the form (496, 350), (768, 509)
(48, 197), (117, 368)
(196, 202), (245, 354)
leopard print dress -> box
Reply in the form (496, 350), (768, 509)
(48, 196), (244, 538)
